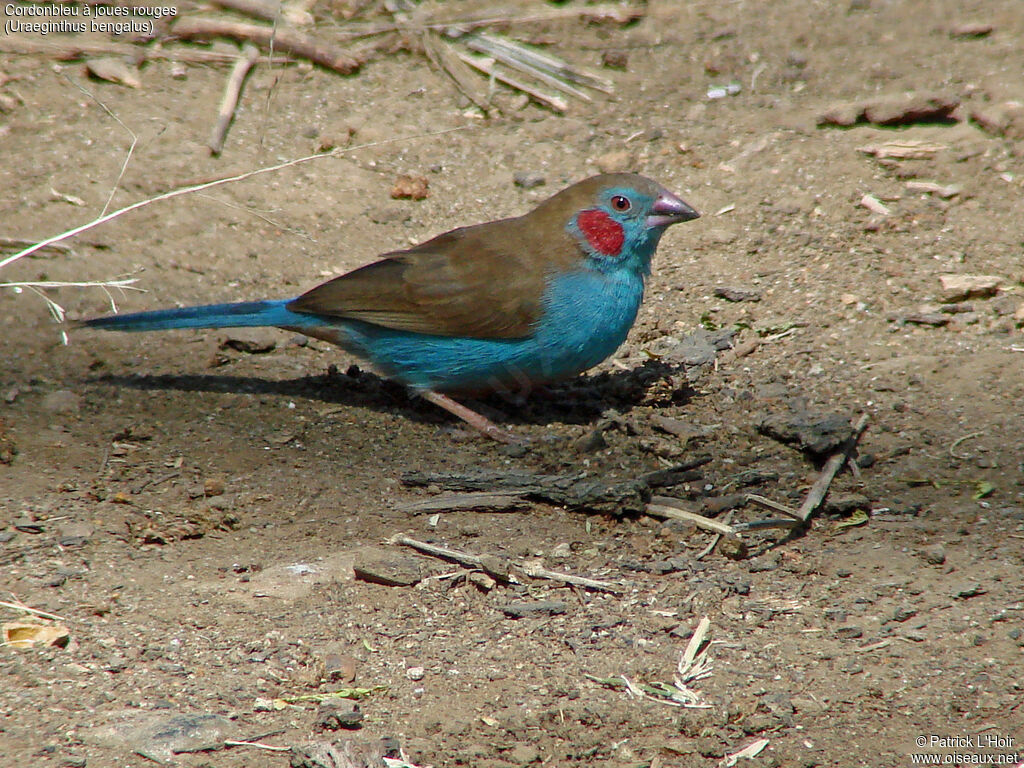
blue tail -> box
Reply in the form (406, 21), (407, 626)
(82, 300), (305, 332)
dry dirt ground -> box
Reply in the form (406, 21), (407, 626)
(2, 1), (1024, 766)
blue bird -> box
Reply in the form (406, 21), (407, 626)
(81, 174), (699, 442)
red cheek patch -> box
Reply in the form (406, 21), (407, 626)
(577, 209), (625, 257)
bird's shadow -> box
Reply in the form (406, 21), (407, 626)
(91, 359), (694, 429)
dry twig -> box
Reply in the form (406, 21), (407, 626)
(797, 413), (870, 523)
(1, 597), (67, 622)
(209, 43), (260, 155)
(172, 16), (361, 74)
(457, 53), (567, 113)
(390, 534), (512, 582)
(395, 491), (527, 515)
(519, 560), (621, 595)
(646, 497), (738, 536)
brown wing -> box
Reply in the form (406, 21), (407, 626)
(287, 216), (574, 339)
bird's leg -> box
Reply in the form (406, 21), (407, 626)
(419, 390), (525, 444)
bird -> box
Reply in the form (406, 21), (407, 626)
(81, 173), (700, 442)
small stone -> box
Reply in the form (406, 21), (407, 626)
(823, 608), (847, 623)
(58, 522), (93, 547)
(42, 390), (81, 415)
(822, 493), (870, 515)
(513, 172), (546, 189)
(714, 286), (761, 302)
(405, 666), (425, 681)
(718, 536), (748, 560)
(601, 49), (629, 69)
(650, 414), (701, 442)
(862, 93), (959, 125)
(903, 312), (949, 327)
(13, 517), (44, 534)
(940, 302), (975, 314)
(970, 103), (1024, 140)
(467, 571), (496, 591)
(817, 102), (861, 127)
(315, 700), (362, 730)
(747, 553), (780, 573)
(939, 274), (1002, 302)
(919, 544), (946, 565)
(594, 150), (633, 174)
(219, 329), (277, 354)
(501, 600), (567, 618)
(892, 606), (917, 622)
(835, 626), (864, 640)
(572, 427), (607, 453)
(352, 549), (425, 587)
(369, 207), (410, 225)
(949, 22), (994, 38)
(203, 477), (225, 497)
(757, 409), (854, 455)
(317, 126), (354, 153)
(951, 582), (986, 599)
(550, 542), (572, 558)
(323, 653), (357, 683)
(390, 174), (429, 200)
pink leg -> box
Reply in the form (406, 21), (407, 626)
(420, 390), (525, 444)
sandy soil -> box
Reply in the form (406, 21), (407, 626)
(2, 1), (1023, 766)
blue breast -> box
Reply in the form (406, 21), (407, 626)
(326, 267), (645, 393)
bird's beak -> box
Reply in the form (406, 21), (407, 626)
(646, 191), (700, 228)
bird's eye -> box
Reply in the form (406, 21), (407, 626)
(611, 195), (631, 211)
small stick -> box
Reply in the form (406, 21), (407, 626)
(0, 598), (67, 622)
(468, 32), (612, 93)
(172, 16), (361, 74)
(732, 518), (803, 533)
(745, 493), (801, 520)
(395, 491), (527, 515)
(0, 237), (72, 255)
(209, 43), (260, 155)
(796, 414), (870, 523)
(464, 37), (592, 100)
(519, 561), (621, 595)
(646, 499), (738, 537)
(420, 32), (493, 114)
(693, 533), (719, 561)
(390, 534), (512, 582)
(224, 740), (290, 752)
(457, 52), (568, 113)
(948, 430), (983, 459)
(134, 471), (182, 494)
(694, 511), (733, 561)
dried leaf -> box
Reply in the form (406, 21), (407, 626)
(85, 57), (142, 88)
(3, 621), (70, 648)
(834, 509), (869, 530)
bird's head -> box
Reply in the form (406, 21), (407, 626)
(550, 173), (700, 275)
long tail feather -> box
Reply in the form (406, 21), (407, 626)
(81, 300), (300, 332)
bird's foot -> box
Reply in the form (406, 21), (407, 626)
(420, 390), (527, 445)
